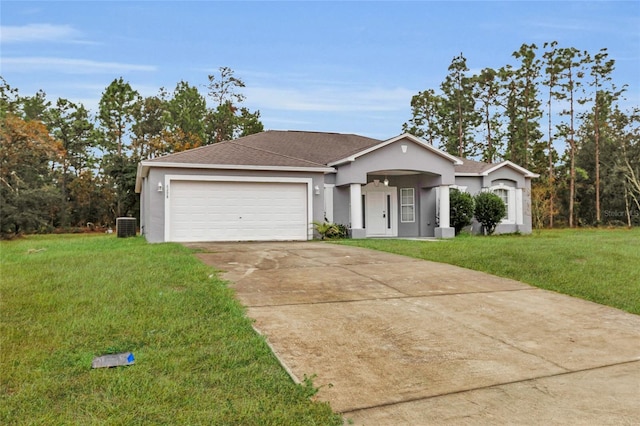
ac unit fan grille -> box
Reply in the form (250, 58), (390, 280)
(116, 217), (137, 238)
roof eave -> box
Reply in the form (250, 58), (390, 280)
(135, 163), (148, 193)
(138, 161), (335, 174)
(327, 157), (356, 167)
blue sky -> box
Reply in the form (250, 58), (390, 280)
(1, 1), (639, 140)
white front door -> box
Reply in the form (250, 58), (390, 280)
(367, 191), (387, 235)
(363, 183), (397, 237)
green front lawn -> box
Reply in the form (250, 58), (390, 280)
(339, 228), (640, 315)
(0, 235), (341, 425)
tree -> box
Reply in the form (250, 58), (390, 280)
(0, 77), (20, 119)
(131, 94), (167, 159)
(237, 107), (264, 137)
(473, 68), (503, 163)
(503, 44), (544, 171)
(610, 107), (640, 226)
(46, 98), (95, 226)
(0, 114), (62, 236)
(98, 77), (139, 156)
(474, 192), (506, 235)
(207, 66), (246, 107)
(20, 89), (50, 121)
(402, 89), (442, 145)
(542, 41), (562, 228)
(531, 178), (556, 230)
(439, 54), (481, 157)
(103, 153), (139, 220)
(206, 67), (244, 144)
(554, 47), (584, 228)
(450, 188), (475, 235)
(166, 81), (207, 147)
(578, 48), (624, 223)
(205, 67), (263, 143)
(98, 78), (140, 218)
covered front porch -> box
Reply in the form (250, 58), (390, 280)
(326, 133), (463, 239)
(346, 170), (455, 239)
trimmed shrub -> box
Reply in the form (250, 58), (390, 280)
(450, 188), (475, 235)
(474, 192), (506, 235)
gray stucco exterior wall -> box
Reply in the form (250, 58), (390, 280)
(455, 167), (534, 235)
(334, 139), (457, 187)
(332, 185), (351, 228)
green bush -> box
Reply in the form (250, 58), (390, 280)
(474, 192), (506, 235)
(450, 189), (475, 235)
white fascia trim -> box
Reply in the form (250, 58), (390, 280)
(135, 163), (145, 193)
(327, 133), (463, 167)
(140, 161), (334, 174)
(163, 174), (315, 242)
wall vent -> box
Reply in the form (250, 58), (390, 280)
(116, 217), (137, 238)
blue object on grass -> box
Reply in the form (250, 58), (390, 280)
(92, 351), (136, 368)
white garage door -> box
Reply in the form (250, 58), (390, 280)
(168, 180), (308, 242)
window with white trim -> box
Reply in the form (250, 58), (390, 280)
(494, 188), (509, 220)
(490, 184), (516, 224)
(400, 188), (415, 222)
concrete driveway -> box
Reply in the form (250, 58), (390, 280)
(190, 241), (640, 425)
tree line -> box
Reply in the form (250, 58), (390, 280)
(0, 67), (263, 238)
(403, 43), (639, 228)
(1, 43), (639, 238)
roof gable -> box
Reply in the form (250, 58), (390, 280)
(455, 159), (539, 178)
(327, 133), (463, 166)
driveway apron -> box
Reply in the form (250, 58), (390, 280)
(190, 241), (640, 425)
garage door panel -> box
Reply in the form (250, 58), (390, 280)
(168, 180), (308, 242)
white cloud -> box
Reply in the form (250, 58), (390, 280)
(0, 23), (88, 44)
(1, 57), (156, 74)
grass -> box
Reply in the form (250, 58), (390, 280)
(339, 228), (640, 315)
(0, 234), (342, 425)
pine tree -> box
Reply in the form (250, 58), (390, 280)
(402, 89), (442, 145)
(439, 54), (481, 157)
(554, 47), (584, 228)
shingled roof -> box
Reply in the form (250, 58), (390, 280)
(143, 130), (537, 178)
(146, 130), (381, 167)
(455, 157), (539, 177)
(454, 158), (495, 174)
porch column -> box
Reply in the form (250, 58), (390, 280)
(516, 188), (524, 225)
(349, 183), (365, 238)
(435, 185), (455, 238)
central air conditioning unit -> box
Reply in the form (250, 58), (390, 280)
(116, 217), (137, 238)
